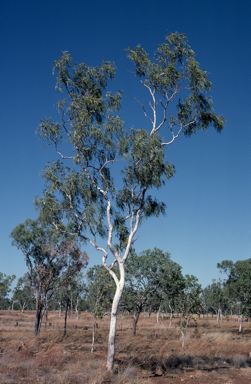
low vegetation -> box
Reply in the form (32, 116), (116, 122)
(1, 310), (251, 383)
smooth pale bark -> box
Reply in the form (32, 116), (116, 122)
(157, 303), (162, 324)
(105, 197), (141, 371)
(91, 316), (97, 353)
(180, 315), (191, 350)
(106, 273), (125, 371)
(20, 302), (26, 313)
(217, 309), (220, 324)
(239, 314), (243, 332)
(75, 299), (79, 320)
(169, 304), (174, 327)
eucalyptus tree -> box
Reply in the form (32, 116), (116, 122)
(12, 272), (35, 312)
(121, 248), (185, 334)
(0, 272), (16, 310)
(10, 218), (88, 335)
(203, 279), (228, 323)
(175, 275), (201, 349)
(218, 259), (251, 330)
(36, 31), (224, 370)
(86, 265), (115, 352)
(200, 286), (212, 319)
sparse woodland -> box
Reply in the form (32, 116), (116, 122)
(1, 309), (251, 383)
(2, 32), (250, 383)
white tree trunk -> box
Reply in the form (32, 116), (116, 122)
(217, 309), (220, 324)
(169, 310), (173, 327)
(239, 314), (243, 332)
(91, 316), (96, 353)
(106, 275), (125, 371)
(75, 299), (79, 320)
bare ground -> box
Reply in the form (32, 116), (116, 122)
(0, 310), (251, 383)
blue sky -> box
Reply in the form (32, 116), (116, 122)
(0, 0), (250, 289)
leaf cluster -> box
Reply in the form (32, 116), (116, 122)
(127, 31), (225, 137)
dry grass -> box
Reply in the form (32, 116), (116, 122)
(1, 310), (251, 383)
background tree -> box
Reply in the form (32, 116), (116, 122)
(218, 259), (251, 331)
(203, 279), (228, 323)
(86, 265), (115, 352)
(10, 218), (88, 335)
(12, 272), (35, 312)
(0, 272), (16, 310)
(120, 248), (185, 334)
(36, 31), (224, 370)
(175, 275), (201, 349)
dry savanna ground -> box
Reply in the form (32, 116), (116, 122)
(1, 310), (251, 383)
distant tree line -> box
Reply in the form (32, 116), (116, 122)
(3, 247), (251, 338)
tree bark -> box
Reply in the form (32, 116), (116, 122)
(169, 309), (173, 327)
(64, 295), (69, 336)
(106, 279), (124, 371)
(44, 303), (49, 328)
(75, 299), (79, 320)
(239, 314), (243, 332)
(91, 316), (96, 353)
(34, 289), (43, 336)
(132, 311), (140, 335)
(157, 302), (162, 324)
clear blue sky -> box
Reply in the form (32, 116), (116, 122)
(0, 0), (250, 289)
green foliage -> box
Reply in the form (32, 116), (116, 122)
(176, 274), (202, 318)
(0, 272), (16, 309)
(121, 248), (185, 314)
(10, 218), (87, 290)
(219, 259), (251, 317)
(202, 279), (229, 317)
(12, 272), (35, 311)
(36, 49), (173, 257)
(36, 32), (224, 266)
(127, 31), (225, 138)
(86, 265), (115, 320)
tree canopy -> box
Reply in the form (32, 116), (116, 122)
(35, 31), (225, 370)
